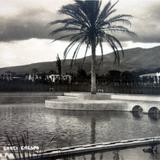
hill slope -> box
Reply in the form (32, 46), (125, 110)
(0, 46), (160, 74)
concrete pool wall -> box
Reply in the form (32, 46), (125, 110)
(45, 93), (160, 113)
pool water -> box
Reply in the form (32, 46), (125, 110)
(0, 104), (160, 159)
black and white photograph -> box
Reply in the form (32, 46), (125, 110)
(0, 0), (160, 159)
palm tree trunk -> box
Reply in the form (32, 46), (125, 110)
(91, 39), (96, 94)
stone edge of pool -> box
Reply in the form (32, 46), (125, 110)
(45, 93), (160, 113)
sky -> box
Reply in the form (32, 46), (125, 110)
(1, 0), (160, 67)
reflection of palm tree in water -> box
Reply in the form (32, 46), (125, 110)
(90, 117), (122, 160)
(113, 151), (120, 160)
(83, 152), (103, 160)
(91, 117), (96, 144)
(90, 117), (105, 160)
(113, 150), (125, 160)
(91, 117), (96, 160)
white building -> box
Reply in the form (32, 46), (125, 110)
(139, 72), (160, 84)
(48, 74), (60, 83)
(1, 72), (13, 81)
(25, 74), (41, 82)
(48, 74), (72, 83)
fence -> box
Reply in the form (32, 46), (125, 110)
(0, 80), (160, 95)
(52, 83), (160, 95)
(98, 83), (160, 95)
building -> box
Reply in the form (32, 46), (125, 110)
(48, 74), (60, 83)
(1, 72), (13, 81)
(139, 72), (160, 84)
(48, 74), (72, 83)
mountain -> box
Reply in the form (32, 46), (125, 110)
(0, 46), (160, 75)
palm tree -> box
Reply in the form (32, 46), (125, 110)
(56, 54), (62, 80)
(49, 0), (135, 94)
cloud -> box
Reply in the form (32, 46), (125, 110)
(0, 8), (54, 41)
(0, 0), (160, 43)
(0, 0), (73, 41)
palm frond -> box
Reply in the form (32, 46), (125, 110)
(82, 43), (89, 65)
(108, 18), (132, 26)
(108, 14), (133, 24)
(99, 40), (104, 65)
(59, 4), (90, 27)
(106, 33), (124, 62)
(49, 26), (81, 36)
(98, 1), (111, 22)
(108, 39), (120, 64)
(63, 34), (84, 60)
(75, 0), (100, 25)
(97, 0), (119, 24)
(106, 25), (136, 36)
(70, 37), (86, 66)
(50, 19), (84, 28)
